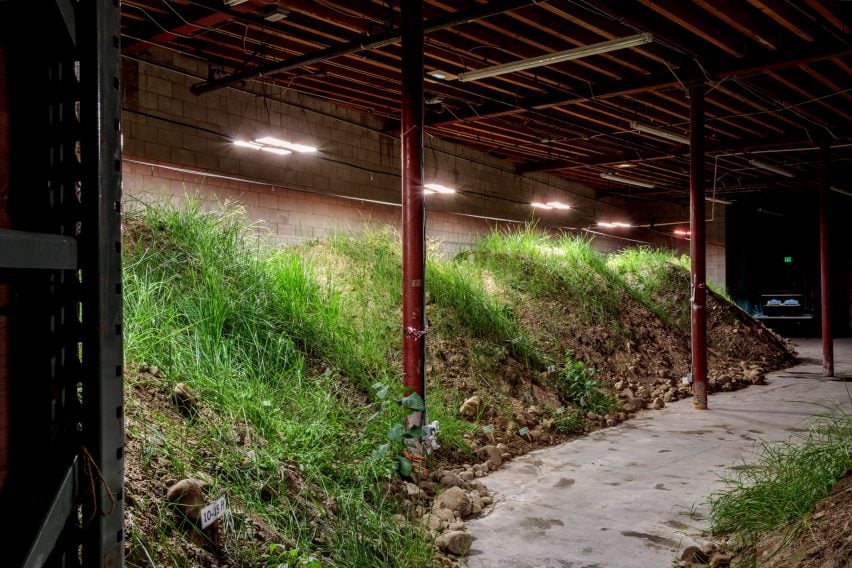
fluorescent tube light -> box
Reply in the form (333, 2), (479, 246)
(597, 221), (632, 228)
(600, 172), (655, 189)
(749, 158), (794, 178)
(531, 202), (553, 209)
(255, 136), (317, 153)
(830, 186), (852, 198)
(223, 0), (250, 6)
(546, 201), (570, 209)
(260, 146), (292, 155)
(757, 207), (788, 218)
(673, 229), (691, 236)
(629, 121), (689, 145)
(458, 33), (653, 82)
(262, 7), (289, 22)
(234, 140), (262, 149)
(424, 183), (455, 194)
(706, 196), (732, 205)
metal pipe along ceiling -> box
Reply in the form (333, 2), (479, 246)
(190, 0), (542, 94)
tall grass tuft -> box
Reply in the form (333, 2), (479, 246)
(470, 227), (661, 333)
(708, 403), (852, 557)
(427, 256), (541, 366)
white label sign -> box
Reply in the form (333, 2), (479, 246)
(200, 496), (227, 529)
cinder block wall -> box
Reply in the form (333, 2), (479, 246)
(121, 48), (725, 278)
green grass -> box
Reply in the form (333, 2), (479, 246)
(708, 402), (852, 563)
(427, 255), (541, 366)
(468, 227), (669, 338)
(607, 246), (690, 329)
(123, 202), (434, 567)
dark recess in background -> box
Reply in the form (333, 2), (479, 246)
(726, 189), (852, 337)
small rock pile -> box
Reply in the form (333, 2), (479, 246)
(397, 443), (511, 566)
(611, 361), (767, 420)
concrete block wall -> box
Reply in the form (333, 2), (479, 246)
(123, 159), (512, 256)
(120, 48), (725, 271)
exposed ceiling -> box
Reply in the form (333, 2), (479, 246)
(120, 0), (852, 205)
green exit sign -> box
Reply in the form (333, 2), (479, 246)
(784, 256), (793, 263)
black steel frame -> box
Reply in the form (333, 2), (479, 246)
(0, 0), (123, 566)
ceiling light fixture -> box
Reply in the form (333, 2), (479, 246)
(673, 229), (691, 236)
(597, 221), (632, 228)
(428, 70), (457, 80)
(546, 201), (571, 209)
(830, 186), (852, 198)
(261, 6), (290, 22)
(233, 140), (262, 149)
(458, 33), (653, 82)
(629, 121), (690, 145)
(424, 183), (455, 194)
(705, 196), (732, 205)
(757, 207), (788, 218)
(531, 202), (553, 209)
(614, 163), (634, 169)
(749, 158), (794, 178)
(600, 172), (656, 189)
(260, 146), (292, 155)
(255, 136), (317, 153)
(223, 0), (250, 6)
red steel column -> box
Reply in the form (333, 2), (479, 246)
(818, 138), (834, 376)
(400, 0), (426, 428)
(689, 83), (708, 410)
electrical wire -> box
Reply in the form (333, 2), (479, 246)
(123, 4), (198, 39)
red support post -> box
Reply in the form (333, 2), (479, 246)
(689, 83), (708, 410)
(400, 1), (426, 429)
(818, 138), (834, 377)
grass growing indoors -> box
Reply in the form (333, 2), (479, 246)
(120, 202), (799, 567)
(123, 202), (435, 567)
(708, 402), (852, 565)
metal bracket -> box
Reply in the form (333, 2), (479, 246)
(22, 456), (79, 568)
(0, 228), (77, 270)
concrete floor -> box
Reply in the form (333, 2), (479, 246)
(465, 339), (852, 568)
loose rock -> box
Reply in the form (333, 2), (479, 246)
(439, 472), (465, 488)
(165, 478), (206, 522)
(459, 396), (481, 418)
(172, 383), (199, 417)
(434, 486), (472, 518)
(421, 513), (444, 532)
(436, 531), (474, 556)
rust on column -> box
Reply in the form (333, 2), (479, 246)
(400, 0), (426, 429)
(0, 35), (10, 491)
(818, 138), (834, 377)
(689, 82), (708, 410)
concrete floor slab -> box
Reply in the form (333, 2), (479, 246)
(466, 339), (852, 568)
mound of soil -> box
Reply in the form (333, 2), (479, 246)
(706, 290), (797, 370)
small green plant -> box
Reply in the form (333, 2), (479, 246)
(268, 544), (322, 567)
(370, 383), (427, 478)
(551, 354), (615, 414)
(552, 406), (584, 434)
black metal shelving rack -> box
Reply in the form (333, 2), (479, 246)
(0, 1), (124, 566)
